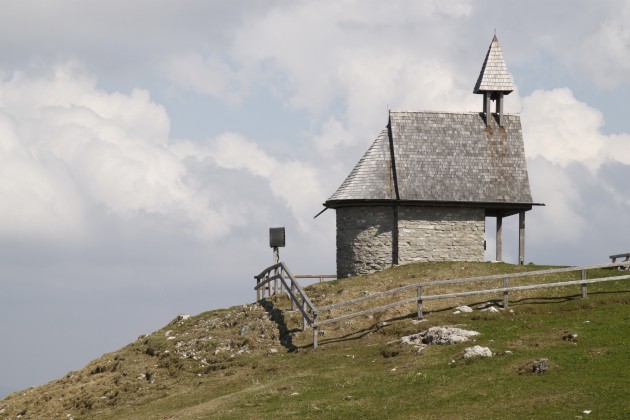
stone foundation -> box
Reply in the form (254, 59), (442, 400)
(336, 206), (485, 278)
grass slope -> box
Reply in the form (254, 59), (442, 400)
(1, 262), (629, 419)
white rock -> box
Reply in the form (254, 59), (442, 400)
(453, 310), (461, 315)
(455, 305), (473, 313)
(481, 306), (500, 313)
(463, 345), (493, 358)
(583, 410), (592, 415)
(268, 348), (278, 354)
(177, 314), (191, 321)
(401, 326), (480, 346)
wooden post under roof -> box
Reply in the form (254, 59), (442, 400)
(518, 211), (525, 265)
(496, 215), (503, 261)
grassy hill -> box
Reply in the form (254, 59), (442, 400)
(2, 262), (630, 419)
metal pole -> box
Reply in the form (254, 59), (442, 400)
(417, 286), (423, 320)
(272, 247), (279, 295)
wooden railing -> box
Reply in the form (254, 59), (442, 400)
(255, 261), (630, 349)
(254, 262), (319, 330)
(295, 274), (336, 284)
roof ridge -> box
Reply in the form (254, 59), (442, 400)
(389, 109), (520, 116)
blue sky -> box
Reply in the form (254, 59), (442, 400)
(1, 0), (630, 393)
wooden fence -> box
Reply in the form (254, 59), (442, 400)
(255, 261), (630, 349)
(295, 274), (337, 284)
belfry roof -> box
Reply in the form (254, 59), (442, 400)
(473, 35), (515, 94)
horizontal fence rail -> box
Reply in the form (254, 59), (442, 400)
(255, 261), (630, 348)
(295, 274), (337, 284)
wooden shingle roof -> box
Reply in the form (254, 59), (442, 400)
(325, 110), (534, 212)
(473, 35), (514, 94)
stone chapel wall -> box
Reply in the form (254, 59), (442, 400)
(335, 206), (485, 278)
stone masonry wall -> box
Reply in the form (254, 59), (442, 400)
(336, 206), (395, 279)
(398, 207), (485, 264)
(336, 206), (485, 278)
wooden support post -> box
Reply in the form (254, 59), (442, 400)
(503, 277), (509, 309)
(496, 93), (504, 126)
(312, 314), (318, 349)
(417, 286), (423, 320)
(496, 215), (503, 262)
(581, 269), (587, 299)
(290, 281), (296, 311)
(256, 278), (261, 301)
(518, 211), (526, 265)
(483, 93), (491, 124)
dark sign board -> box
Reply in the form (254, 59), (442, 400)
(269, 227), (285, 248)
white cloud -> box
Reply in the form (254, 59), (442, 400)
(0, 63), (235, 242)
(526, 158), (587, 244)
(0, 110), (87, 240)
(521, 88), (630, 172)
(165, 53), (247, 104)
(313, 117), (358, 154)
(173, 132), (326, 232)
(576, 1), (630, 88)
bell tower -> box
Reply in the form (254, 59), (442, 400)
(473, 35), (514, 126)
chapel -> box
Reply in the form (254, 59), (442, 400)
(323, 35), (542, 278)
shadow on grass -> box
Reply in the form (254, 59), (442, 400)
(258, 298), (299, 352)
(310, 313), (414, 348)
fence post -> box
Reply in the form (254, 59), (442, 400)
(256, 277), (260, 301)
(417, 286), (423, 320)
(503, 277), (509, 309)
(312, 314), (318, 349)
(581, 269), (587, 299)
(290, 279), (296, 311)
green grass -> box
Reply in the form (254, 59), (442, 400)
(1, 262), (629, 419)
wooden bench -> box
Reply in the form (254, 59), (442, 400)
(610, 253), (630, 263)
(610, 253), (630, 270)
